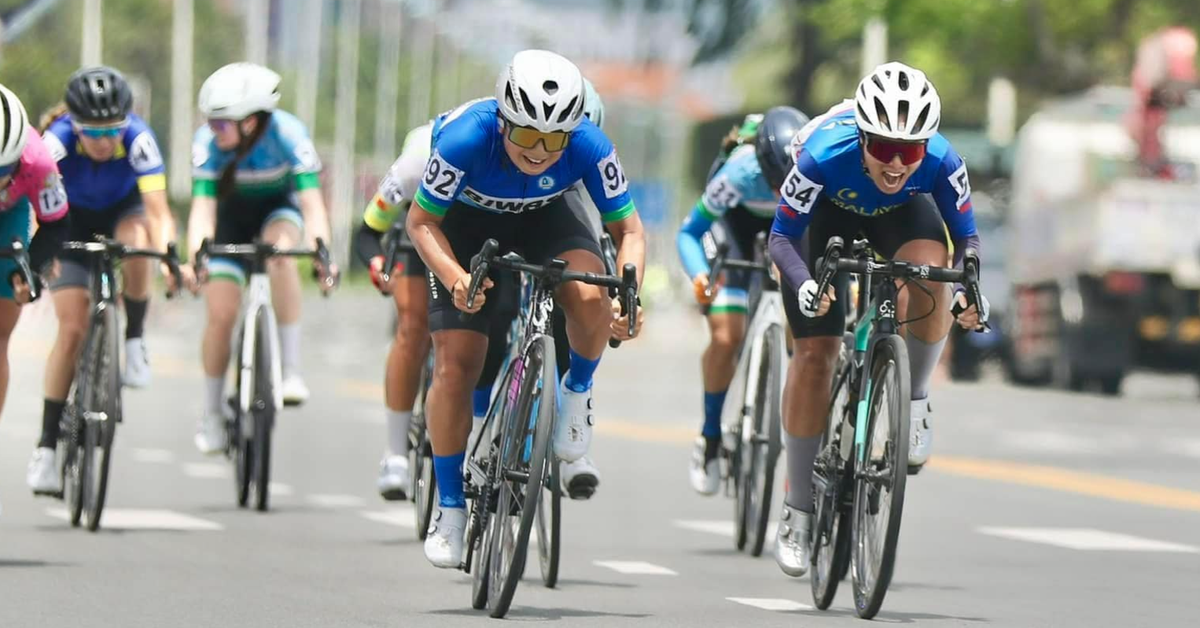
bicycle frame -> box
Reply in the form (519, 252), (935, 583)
(845, 275), (900, 466)
(721, 286), (787, 452)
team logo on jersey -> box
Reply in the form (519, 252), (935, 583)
(461, 187), (564, 214)
(537, 175), (555, 190)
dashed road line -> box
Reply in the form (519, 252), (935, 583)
(727, 598), (813, 612)
(132, 448), (176, 464)
(307, 494), (367, 508)
(45, 507), (223, 531)
(182, 462), (231, 479)
(978, 527), (1199, 553)
(593, 560), (677, 575)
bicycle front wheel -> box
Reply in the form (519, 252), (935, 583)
(745, 325), (783, 557)
(252, 314), (275, 512)
(536, 456), (561, 587)
(412, 358), (436, 540)
(486, 335), (555, 618)
(811, 332), (856, 610)
(85, 305), (121, 532)
(851, 335), (911, 619)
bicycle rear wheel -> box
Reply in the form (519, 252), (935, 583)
(231, 325), (252, 508)
(252, 314), (275, 512)
(486, 335), (555, 618)
(851, 335), (911, 619)
(63, 308), (104, 526)
(811, 332), (855, 610)
(536, 456), (561, 587)
(411, 357), (436, 539)
(745, 325), (783, 557)
(84, 305), (120, 532)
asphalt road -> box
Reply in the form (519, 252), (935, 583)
(1, 290), (1198, 627)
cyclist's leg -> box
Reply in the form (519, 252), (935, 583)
(0, 189), (32, 418)
(112, 194), (154, 386)
(773, 201), (855, 576)
(260, 206), (305, 388)
(383, 253), (431, 457)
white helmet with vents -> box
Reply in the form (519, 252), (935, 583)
(0, 83), (30, 166)
(198, 62), (282, 120)
(854, 62), (941, 141)
(495, 50), (586, 133)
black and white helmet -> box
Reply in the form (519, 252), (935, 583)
(854, 62), (941, 141)
(0, 83), (30, 166)
(495, 50), (586, 133)
(66, 66), (134, 123)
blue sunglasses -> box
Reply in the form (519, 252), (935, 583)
(74, 120), (128, 139)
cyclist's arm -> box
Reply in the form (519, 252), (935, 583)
(604, 212), (646, 286)
(28, 212), (69, 274)
(407, 204), (461, 288)
(128, 126), (173, 252)
(676, 206), (713, 279)
(187, 196), (216, 262)
(930, 145), (982, 268)
(25, 144), (70, 272)
(768, 151), (825, 288)
(141, 189), (174, 253)
(295, 187), (332, 250)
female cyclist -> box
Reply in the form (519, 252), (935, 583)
(186, 62), (338, 454)
(27, 66), (177, 494)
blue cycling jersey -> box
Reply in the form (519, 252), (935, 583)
(677, 144), (778, 279)
(191, 109), (322, 198)
(770, 104), (979, 288)
(413, 98), (635, 222)
(42, 113), (166, 211)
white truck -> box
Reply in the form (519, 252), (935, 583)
(1005, 86), (1200, 394)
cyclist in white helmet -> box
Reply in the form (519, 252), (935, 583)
(357, 78), (611, 502)
(407, 50), (645, 569)
(186, 62), (339, 455)
(766, 62), (988, 576)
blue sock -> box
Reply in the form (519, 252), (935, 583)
(472, 386), (492, 419)
(565, 348), (601, 393)
(702, 390), (727, 439)
(433, 452), (466, 509)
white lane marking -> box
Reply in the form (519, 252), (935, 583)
(360, 508), (416, 528)
(1163, 439), (1200, 460)
(593, 560), (677, 575)
(727, 598), (814, 612)
(45, 508), (223, 531)
(182, 462), (230, 479)
(978, 527), (1199, 553)
(307, 494), (367, 508)
(269, 482), (294, 496)
(132, 448), (176, 464)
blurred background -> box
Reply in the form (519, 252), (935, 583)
(0, 0), (1198, 396)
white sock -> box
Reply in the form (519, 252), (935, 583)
(387, 410), (412, 456)
(206, 376), (225, 416)
(278, 323), (302, 379)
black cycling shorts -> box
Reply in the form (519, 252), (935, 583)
(782, 193), (948, 339)
(52, 189), (146, 291)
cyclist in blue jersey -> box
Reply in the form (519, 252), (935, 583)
(766, 62), (989, 576)
(186, 62), (338, 455)
(357, 80), (610, 502)
(26, 66), (179, 493)
(677, 106), (808, 495)
(406, 50), (645, 568)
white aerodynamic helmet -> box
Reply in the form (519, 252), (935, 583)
(198, 62), (282, 120)
(854, 62), (941, 141)
(495, 50), (586, 133)
(0, 84), (30, 166)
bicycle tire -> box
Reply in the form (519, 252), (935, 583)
(487, 335), (555, 618)
(747, 325), (784, 557)
(253, 314), (275, 512)
(811, 333), (855, 609)
(732, 351), (752, 552)
(64, 310), (103, 526)
(232, 325), (252, 508)
(536, 456), (561, 587)
(412, 358), (436, 539)
(85, 305), (120, 532)
(851, 335), (910, 619)
(471, 507), (493, 610)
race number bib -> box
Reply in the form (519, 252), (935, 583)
(129, 132), (164, 173)
(423, 150), (465, 202)
(702, 175), (741, 213)
(781, 167), (822, 214)
(38, 176), (68, 217)
(597, 149), (629, 199)
(948, 163), (971, 210)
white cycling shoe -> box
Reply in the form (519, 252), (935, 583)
(123, 338), (151, 388)
(773, 504), (812, 577)
(194, 411), (228, 455)
(424, 506), (467, 568)
(377, 454), (410, 501)
(908, 399), (933, 470)
(561, 456), (600, 500)
(281, 374), (310, 406)
(553, 375), (593, 463)
(688, 438), (720, 496)
(27, 447), (61, 495)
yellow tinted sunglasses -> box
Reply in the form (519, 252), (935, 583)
(504, 124), (571, 152)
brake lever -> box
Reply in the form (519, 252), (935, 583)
(164, 242), (183, 300)
(951, 250), (990, 333)
(461, 239), (498, 321)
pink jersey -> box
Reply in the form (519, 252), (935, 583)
(0, 127), (68, 223)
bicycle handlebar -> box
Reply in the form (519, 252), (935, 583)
(464, 238), (639, 338)
(0, 238), (38, 302)
(63, 237), (184, 299)
(197, 237), (338, 294)
(379, 222), (417, 287)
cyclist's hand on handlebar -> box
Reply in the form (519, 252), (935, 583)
(368, 255), (396, 295)
(692, 273), (720, 305)
(799, 279), (835, 318)
(952, 290), (990, 331)
(452, 272), (492, 313)
(183, 262), (204, 294)
(610, 297), (643, 342)
(161, 262), (181, 295)
(314, 260), (340, 294)
(10, 272), (32, 305)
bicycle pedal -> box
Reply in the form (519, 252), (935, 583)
(380, 488), (408, 502)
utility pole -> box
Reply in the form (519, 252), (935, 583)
(861, 16), (888, 76)
(81, 0), (102, 66)
(169, 0), (194, 201)
(295, 0), (323, 130)
(375, 0), (403, 168)
(245, 0), (269, 65)
(331, 0), (362, 270)
(407, 0), (436, 129)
